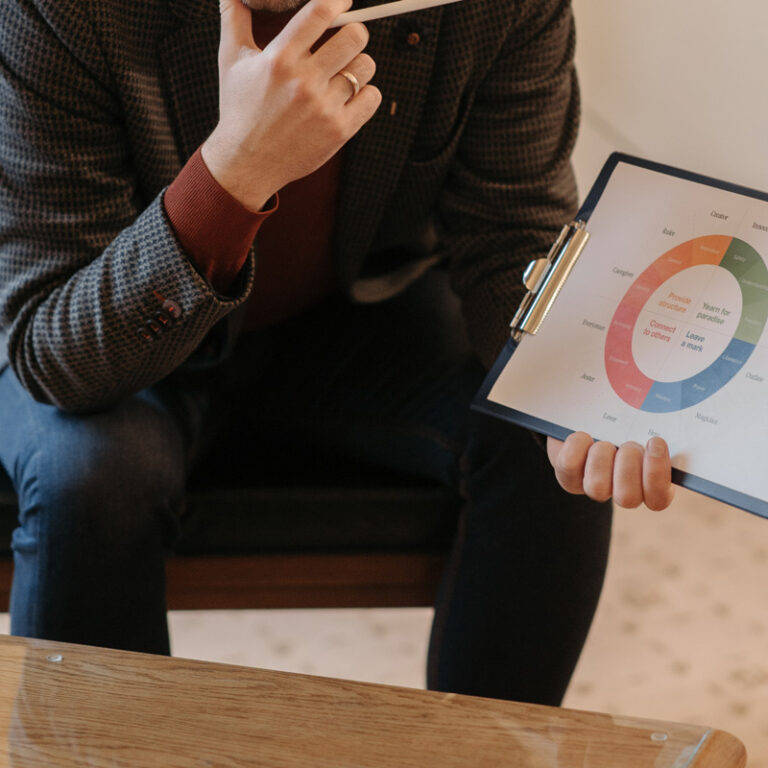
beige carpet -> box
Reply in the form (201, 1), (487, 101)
(565, 488), (768, 765)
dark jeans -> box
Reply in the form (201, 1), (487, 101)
(0, 270), (612, 704)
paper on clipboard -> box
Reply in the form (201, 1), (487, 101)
(473, 154), (768, 519)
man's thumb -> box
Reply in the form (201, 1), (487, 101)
(219, 0), (259, 67)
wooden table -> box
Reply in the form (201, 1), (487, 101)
(0, 634), (746, 767)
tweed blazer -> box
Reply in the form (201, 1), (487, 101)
(0, 0), (579, 412)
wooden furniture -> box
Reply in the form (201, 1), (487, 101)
(0, 451), (461, 611)
(0, 634), (747, 767)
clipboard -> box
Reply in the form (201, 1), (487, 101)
(473, 152), (768, 519)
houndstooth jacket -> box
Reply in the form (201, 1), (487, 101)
(0, 0), (579, 412)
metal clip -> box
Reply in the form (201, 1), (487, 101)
(510, 220), (590, 342)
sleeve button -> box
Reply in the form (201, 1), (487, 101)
(162, 299), (182, 319)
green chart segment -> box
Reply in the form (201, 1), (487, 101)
(605, 235), (768, 413)
(724, 241), (768, 345)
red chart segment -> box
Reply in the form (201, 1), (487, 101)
(605, 235), (768, 413)
(604, 302), (653, 408)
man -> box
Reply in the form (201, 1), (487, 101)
(0, 0), (673, 704)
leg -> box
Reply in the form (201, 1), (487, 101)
(235, 268), (612, 703)
(427, 412), (612, 704)
(0, 368), (198, 653)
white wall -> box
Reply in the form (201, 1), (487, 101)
(572, 0), (768, 198)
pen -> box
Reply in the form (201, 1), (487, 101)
(329, 0), (464, 28)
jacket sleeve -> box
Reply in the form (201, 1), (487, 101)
(0, 0), (255, 412)
(443, 0), (580, 369)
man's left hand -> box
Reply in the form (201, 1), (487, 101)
(546, 432), (675, 510)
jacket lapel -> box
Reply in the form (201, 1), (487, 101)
(335, 8), (443, 284)
(159, 0), (220, 164)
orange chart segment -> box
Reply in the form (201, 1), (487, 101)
(605, 235), (768, 413)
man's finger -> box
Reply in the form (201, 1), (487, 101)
(329, 53), (375, 104)
(219, 0), (259, 69)
(341, 83), (382, 133)
(643, 437), (675, 511)
(552, 431), (593, 495)
(546, 435), (563, 468)
(272, 0), (353, 58)
(582, 440), (617, 502)
(612, 441), (644, 508)
(313, 22), (370, 79)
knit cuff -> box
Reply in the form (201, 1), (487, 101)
(164, 146), (278, 293)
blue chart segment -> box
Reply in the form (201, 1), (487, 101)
(644, 338), (755, 413)
(605, 235), (768, 413)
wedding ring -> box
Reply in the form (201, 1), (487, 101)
(337, 69), (360, 99)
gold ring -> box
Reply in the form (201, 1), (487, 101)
(337, 69), (360, 99)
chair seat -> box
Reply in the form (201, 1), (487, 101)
(0, 451), (461, 610)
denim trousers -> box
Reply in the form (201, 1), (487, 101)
(0, 269), (612, 704)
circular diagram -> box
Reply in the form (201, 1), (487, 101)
(605, 235), (768, 412)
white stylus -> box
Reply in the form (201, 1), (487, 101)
(329, 0), (463, 28)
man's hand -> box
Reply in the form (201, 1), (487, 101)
(202, 0), (382, 211)
(546, 432), (675, 510)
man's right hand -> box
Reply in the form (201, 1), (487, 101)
(202, 0), (382, 212)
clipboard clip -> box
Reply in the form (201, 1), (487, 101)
(510, 220), (590, 342)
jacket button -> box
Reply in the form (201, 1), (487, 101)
(394, 19), (425, 49)
(162, 299), (182, 319)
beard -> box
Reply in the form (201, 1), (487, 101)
(240, 0), (310, 10)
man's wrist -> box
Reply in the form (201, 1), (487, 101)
(201, 132), (277, 214)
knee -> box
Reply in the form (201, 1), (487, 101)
(12, 399), (185, 545)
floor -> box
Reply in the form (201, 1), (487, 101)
(7, 0), (768, 764)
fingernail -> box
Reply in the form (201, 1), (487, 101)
(646, 437), (667, 458)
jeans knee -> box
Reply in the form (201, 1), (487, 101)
(13, 403), (185, 551)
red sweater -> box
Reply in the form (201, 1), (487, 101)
(164, 10), (341, 331)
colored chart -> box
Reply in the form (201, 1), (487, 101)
(605, 235), (768, 412)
